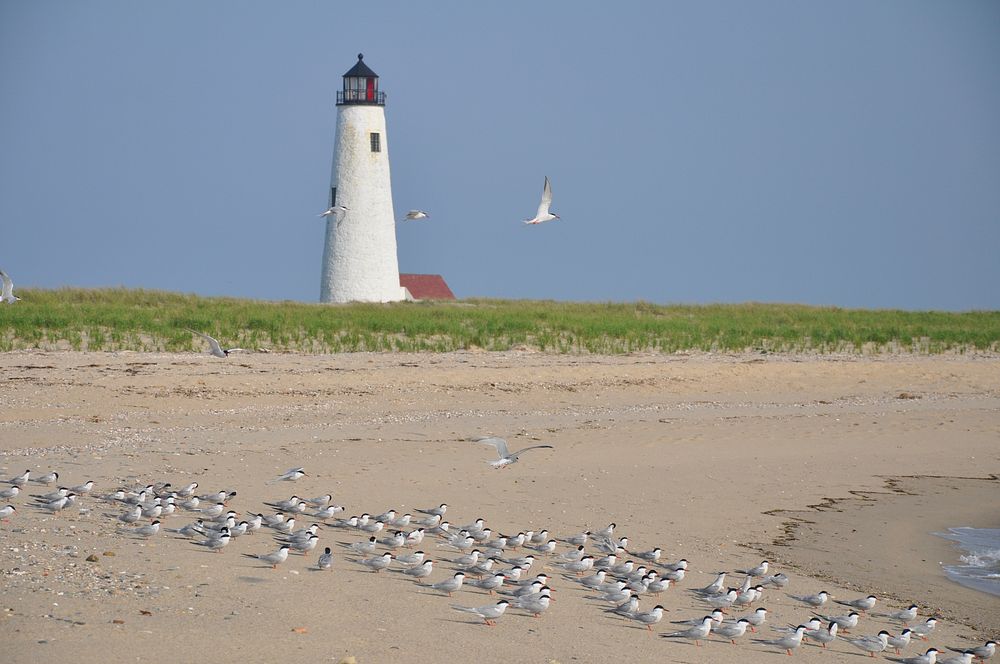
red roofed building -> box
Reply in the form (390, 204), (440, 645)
(399, 274), (455, 300)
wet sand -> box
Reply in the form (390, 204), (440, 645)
(1, 350), (998, 662)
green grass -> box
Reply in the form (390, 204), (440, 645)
(0, 288), (997, 354)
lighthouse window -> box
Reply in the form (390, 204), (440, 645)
(370, 132), (381, 153)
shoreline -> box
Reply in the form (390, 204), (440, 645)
(751, 474), (1000, 634)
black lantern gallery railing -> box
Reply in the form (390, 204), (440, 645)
(337, 90), (386, 105)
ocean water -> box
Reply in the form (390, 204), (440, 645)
(934, 527), (1000, 598)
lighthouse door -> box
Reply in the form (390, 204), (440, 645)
(365, 77), (375, 102)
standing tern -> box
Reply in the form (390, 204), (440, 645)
(431, 572), (466, 596)
(522, 176), (559, 225)
(910, 618), (938, 641)
(736, 560), (769, 577)
(6, 470), (30, 487)
(629, 605), (666, 632)
(835, 594), (878, 612)
(814, 610), (860, 632)
(317, 547), (333, 570)
(243, 544), (290, 568)
(947, 641), (995, 661)
(887, 629), (914, 655)
(880, 604), (920, 625)
(789, 590), (830, 607)
(845, 630), (891, 657)
(451, 600), (509, 626)
(715, 618), (752, 644)
(34, 472), (59, 485)
(737, 607), (767, 632)
(270, 468), (306, 483)
(887, 649), (940, 664)
(757, 625), (808, 656)
(805, 621), (838, 648)
(0, 268), (20, 304)
(472, 436), (553, 469)
(661, 616), (715, 646)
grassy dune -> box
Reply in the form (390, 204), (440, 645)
(0, 288), (997, 354)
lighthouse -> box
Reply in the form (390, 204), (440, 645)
(320, 54), (406, 303)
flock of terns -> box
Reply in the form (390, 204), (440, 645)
(2, 460), (995, 662)
(318, 174), (560, 227)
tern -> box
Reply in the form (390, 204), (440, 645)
(271, 468), (306, 483)
(939, 655), (975, 664)
(472, 436), (553, 469)
(888, 649), (940, 664)
(737, 560), (769, 577)
(761, 572), (790, 588)
(431, 572), (466, 596)
(835, 594), (877, 612)
(789, 590), (830, 607)
(317, 547), (333, 570)
(693, 572), (727, 597)
(805, 621), (839, 648)
(195, 529), (231, 552)
(0, 268), (20, 303)
(910, 618), (938, 640)
(661, 616), (715, 646)
(34, 472), (59, 486)
(737, 607), (767, 632)
(629, 605), (666, 632)
(416, 503), (447, 517)
(402, 210), (429, 221)
(757, 625), (808, 656)
(947, 641), (996, 661)
(189, 330), (244, 358)
(880, 604), (920, 625)
(400, 560), (434, 582)
(451, 600), (509, 626)
(244, 544), (290, 568)
(128, 520), (161, 537)
(319, 205), (349, 227)
(715, 618), (751, 644)
(516, 594), (552, 618)
(523, 176), (559, 225)
(814, 610), (860, 632)
(0, 505), (16, 521)
(887, 629), (914, 655)
(845, 630), (891, 657)
(357, 552), (393, 573)
(6, 470), (30, 487)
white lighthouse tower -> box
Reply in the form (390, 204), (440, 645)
(320, 54), (406, 303)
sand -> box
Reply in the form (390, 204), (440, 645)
(1, 349), (997, 662)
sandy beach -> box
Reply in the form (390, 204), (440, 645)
(1, 350), (998, 662)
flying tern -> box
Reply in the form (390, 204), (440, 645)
(523, 176), (559, 225)
(472, 436), (553, 469)
(0, 268), (20, 303)
(189, 330), (244, 358)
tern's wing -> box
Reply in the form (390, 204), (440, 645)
(536, 176), (552, 217)
(509, 445), (554, 457)
(0, 269), (12, 297)
(474, 436), (510, 459)
(189, 329), (224, 356)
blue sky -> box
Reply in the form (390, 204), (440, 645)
(2, 1), (998, 310)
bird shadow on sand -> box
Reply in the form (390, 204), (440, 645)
(236, 576), (273, 584)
